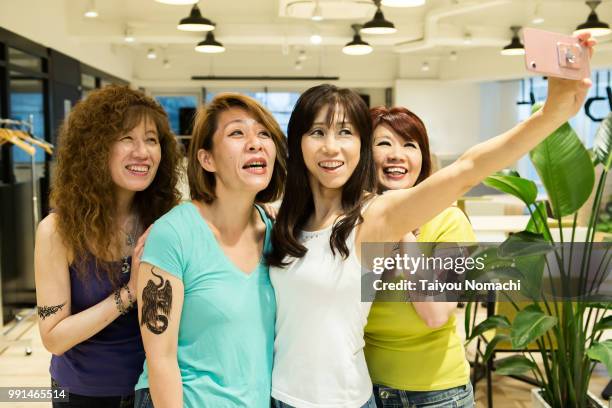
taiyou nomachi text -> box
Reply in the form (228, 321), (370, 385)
(372, 279), (522, 292)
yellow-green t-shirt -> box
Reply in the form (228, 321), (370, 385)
(364, 206), (476, 391)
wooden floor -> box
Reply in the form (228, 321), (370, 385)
(0, 309), (609, 408)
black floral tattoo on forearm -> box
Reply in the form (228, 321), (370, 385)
(141, 267), (172, 335)
(37, 302), (66, 320)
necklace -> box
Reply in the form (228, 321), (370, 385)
(121, 218), (139, 274)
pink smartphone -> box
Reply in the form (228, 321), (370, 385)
(523, 27), (590, 80)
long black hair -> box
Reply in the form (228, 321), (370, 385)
(268, 84), (376, 266)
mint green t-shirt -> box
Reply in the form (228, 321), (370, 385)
(135, 202), (276, 408)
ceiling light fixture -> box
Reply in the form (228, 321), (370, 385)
(310, 34), (322, 44)
(311, 0), (323, 21)
(297, 50), (307, 61)
(381, 0), (425, 6)
(195, 31), (225, 53)
(501, 26), (525, 56)
(449, 50), (458, 61)
(343, 24), (373, 55)
(163, 59), (171, 69)
(124, 26), (135, 43)
(361, 0), (397, 35)
(463, 32), (472, 45)
(574, 0), (611, 37)
(531, 2), (544, 24)
(84, 0), (98, 18)
(295, 61), (303, 71)
(177, 4), (215, 31)
(421, 61), (430, 72)
(147, 48), (157, 59)
(155, 0), (198, 5)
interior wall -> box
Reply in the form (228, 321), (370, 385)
(132, 46), (398, 89)
(0, 0), (132, 81)
(479, 80), (521, 142)
(394, 79), (482, 158)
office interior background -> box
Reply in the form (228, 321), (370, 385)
(0, 0), (611, 406)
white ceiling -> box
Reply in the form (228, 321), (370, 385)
(5, 0), (612, 87)
(66, 0), (612, 52)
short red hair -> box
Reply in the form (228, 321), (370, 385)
(370, 106), (432, 186)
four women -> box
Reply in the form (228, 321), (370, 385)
(35, 33), (594, 408)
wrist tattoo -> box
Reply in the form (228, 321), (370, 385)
(141, 267), (172, 335)
(37, 302), (66, 320)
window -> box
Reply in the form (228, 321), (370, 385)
(155, 95), (199, 135)
(8, 47), (42, 72)
(9, 72), (45, 163)
(205, 91), (300, 134)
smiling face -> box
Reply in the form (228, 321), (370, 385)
(108, 115), (161, 195)
(198, 107), (276, 196)
(300, 104), (361, 193)
(373, 124), (423, 191)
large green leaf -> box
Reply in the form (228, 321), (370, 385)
(467, 315), (511, 342)
(498, 231), (553, 258)
(525, 201), (553, 241)
(593, 112), (612, 170)
(483, 173), (537, 205)
(510, 306), (557, 349)
(495, 355), (537, 375)
(529, 121), (595, 217)
(587, 340), (612, 376)
(484, 334), (511, 361)
(513, 254), (546, 301)
(593, 315), (612, 334)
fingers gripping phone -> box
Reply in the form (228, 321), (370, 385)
(524, 27), (591, 80)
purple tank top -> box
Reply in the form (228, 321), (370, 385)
(50, 256), (145, 397)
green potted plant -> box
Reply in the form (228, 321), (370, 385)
(464, 107), (612, 408)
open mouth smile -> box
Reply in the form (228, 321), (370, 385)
(242, 158), (268, 174)
(318, 160), (344, 172)
(125, 164), (150, 176)
(383, 166), (408, 179)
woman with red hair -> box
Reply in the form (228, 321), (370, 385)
(364, 106), (475, 407)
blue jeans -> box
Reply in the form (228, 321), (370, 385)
(272, 394), (377, 408)
(373, 383), (474, 408)
(134, 388), (153, 408)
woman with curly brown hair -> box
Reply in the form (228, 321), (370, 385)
(34, 85), (181, 408)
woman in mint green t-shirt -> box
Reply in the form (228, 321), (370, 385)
(134, 93), (287, 408)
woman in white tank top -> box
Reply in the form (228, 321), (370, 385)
(267, 35), (594, 408)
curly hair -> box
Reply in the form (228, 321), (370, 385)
(50, 85), (181, 285)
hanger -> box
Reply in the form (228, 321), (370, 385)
(0, 128), (36, 156)
(585, 71), (608, 122)
(13, 130), (53, 155)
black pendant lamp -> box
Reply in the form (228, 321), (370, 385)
(178, 4), (215, 32)
(501, 26), (525, 56)
(361, 0), (397, 35)
(195, 31), (225, 53)
(343, 24), (373, 55)
(574, 0), (611, 37)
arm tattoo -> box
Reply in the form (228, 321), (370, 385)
(141, 267), (173, 335)
(37, 302), (66, 320)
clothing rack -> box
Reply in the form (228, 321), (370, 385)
(0, 117), (53, 230)
(0, 116), (54, 355)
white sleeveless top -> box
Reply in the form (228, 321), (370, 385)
(270, 212), (373, 408)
